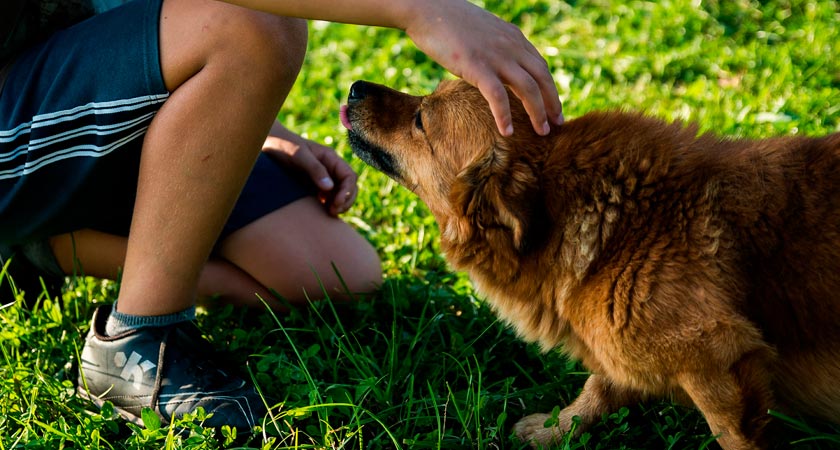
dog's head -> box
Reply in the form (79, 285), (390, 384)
(342, 79), (551, 252)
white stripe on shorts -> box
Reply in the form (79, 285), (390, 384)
(0, 93), (169, 180)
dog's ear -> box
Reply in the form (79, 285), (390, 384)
(446, 146), (547, 253)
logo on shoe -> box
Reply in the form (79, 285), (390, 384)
(114, 351), (157, 390)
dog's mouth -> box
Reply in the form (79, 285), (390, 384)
(341, 104), (403, 181)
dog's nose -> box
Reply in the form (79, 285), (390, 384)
(348, 80), (370, 104)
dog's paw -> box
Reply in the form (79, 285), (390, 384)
(513, 413), (563, 448)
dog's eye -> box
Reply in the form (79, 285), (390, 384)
(414, 110), (424, 132)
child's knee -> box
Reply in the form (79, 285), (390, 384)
(160, 0), (308, 93)
(342, 241), (383, 295)
(236, 13), (308, 79)
(210, 8), (308, 87)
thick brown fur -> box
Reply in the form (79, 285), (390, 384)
(343, 79), (840, 450)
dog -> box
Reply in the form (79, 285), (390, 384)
(340, 79), (840, 450)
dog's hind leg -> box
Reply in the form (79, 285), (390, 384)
(513, 374), (645, 448)
(676, 348), (776, 450)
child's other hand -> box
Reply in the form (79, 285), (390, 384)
(262, 125), (357, 217)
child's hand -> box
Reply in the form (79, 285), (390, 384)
(262, 124), (357, 216)
(404, 0), (564, 136)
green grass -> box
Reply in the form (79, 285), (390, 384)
(3, 0), (840, 448)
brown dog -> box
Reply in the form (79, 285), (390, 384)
(340, 79), (840, 450)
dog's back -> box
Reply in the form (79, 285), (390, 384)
(545, 113), (840, 422)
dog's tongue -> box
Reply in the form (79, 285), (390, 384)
(339, 105), (352, 131)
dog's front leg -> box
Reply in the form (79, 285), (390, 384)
(514, 373), (643, 448)
(677, 348), (775, 450)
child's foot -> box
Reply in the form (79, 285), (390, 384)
(77, 305), (265, 429)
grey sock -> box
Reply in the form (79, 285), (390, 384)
(105, 303), (196, 336)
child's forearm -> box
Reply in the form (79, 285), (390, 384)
(217, 0), (422, 30)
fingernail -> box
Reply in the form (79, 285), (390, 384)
(541, 121), (551, 136)
(320, 177), (334, 189)
(504, 124), (514, 136)
(556, 113), (565, 124)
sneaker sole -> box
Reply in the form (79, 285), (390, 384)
(76, 385), (260, 435)
(76, 386), (147, 427)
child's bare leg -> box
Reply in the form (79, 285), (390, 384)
(217, 196), (382, 303)
(48, 0), (380, 310)
(49, 229), (276, 304)
(49, 197), (383, 306)
(116, 0), (307, 315)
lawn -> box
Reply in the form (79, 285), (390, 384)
(2, 0), (840, 448)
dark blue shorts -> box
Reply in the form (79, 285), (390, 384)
(0, 0), (316, 253)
